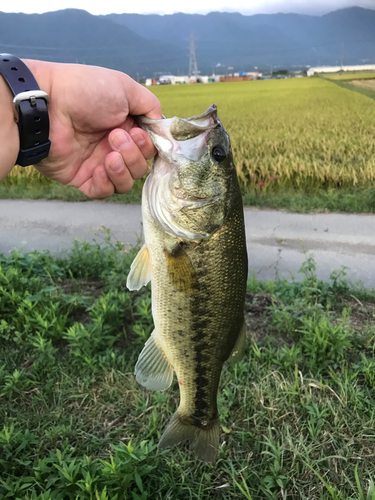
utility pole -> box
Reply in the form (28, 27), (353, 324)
(189, 33), (199, 80)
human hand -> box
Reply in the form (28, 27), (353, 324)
(24, 60), (161, 198)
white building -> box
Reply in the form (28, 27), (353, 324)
(174, 75), (190, 84)
(145, 74), (220, 86)
(307, 64), (375, 77)
(158, 75), (190, 85)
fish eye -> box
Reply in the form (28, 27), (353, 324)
(211, 145), (226, 163)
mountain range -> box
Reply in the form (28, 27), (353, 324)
(0, 7), (374, 78)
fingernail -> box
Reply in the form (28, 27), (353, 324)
(131, 131), (146, 148)
(112, 130), (130, 150)
(109, 156), (124, 174)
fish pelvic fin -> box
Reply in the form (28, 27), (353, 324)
(158, 411), (220, 464)
(135, 330), (173, 391)
(126, 244), (151, 291)
(227, 319), (246, 365)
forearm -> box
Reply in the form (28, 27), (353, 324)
(0, 59), (52, 182)
(0, 75), (19, 180)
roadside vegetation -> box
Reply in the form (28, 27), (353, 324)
(322, 71), (375, 81)
(329, 81), (375, 104)
(1, 230), (375, 499)
(2, 77), (375, 213)
(322, 72), (375, 103)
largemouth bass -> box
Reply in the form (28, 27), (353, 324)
(127, 104), (248, 463)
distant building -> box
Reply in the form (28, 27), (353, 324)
(208, 75), (223, 83)
(158, 75), (175, 84)
(189, 75), (210, 83)
(174, 76), (190, 84)
(144, 72), (259, 85)
(219, 72), (258, 83)
(307, 64), (375, 77)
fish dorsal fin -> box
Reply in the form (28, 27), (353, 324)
(126, 245), (151, 291)
(227, 320), (246, 364)
(135, 330), (174, 391)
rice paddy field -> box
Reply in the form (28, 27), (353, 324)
(3, 77), (375, 212)
(151, 78), (375, 192)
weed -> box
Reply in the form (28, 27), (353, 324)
(1, 244), (375, 499)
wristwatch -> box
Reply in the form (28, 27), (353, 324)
(0, 54), (51, 167)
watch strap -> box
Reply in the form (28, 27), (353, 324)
(0, 54), (51, 167)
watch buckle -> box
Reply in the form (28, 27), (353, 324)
(13, 90), (49, 123)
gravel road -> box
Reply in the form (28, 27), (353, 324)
(1, 200), (375, 287)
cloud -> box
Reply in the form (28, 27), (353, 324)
(1, 0), (374, 16)
(213, 0), (375, 16)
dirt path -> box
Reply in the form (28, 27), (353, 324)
(351, 79), (375, 90)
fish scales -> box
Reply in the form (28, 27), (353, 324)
(149, 187), (246, 422)
(127, 104), (248, 463)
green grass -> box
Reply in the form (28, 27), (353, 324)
(242, 186), (375, 213)
(1, 231), (375, 499)
(0, 176), (143, 203)
(3, 77), (375, 214)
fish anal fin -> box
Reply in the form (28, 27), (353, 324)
(227, 320), (246, 364)
(135, 330), (173, 391)
(158, 411), (220, 464)
(126, 244), (151, 291)
(163, 244), (197, 293)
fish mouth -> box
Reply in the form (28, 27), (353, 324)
(136, 104), (219, 137)
(135, 105), (220, 158)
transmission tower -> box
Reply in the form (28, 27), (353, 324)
(189, 33), (199, 79)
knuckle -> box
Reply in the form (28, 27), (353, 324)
(115, 177), (133, 194)
(121, 149), (142, 168)
(131, 160), (148, 180)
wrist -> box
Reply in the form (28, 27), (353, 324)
(0, 74), (19, 180)
(22, 59), (53, 96)
(0, 56), (52, 172)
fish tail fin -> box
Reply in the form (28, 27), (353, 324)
(158, 411), (220, 464)
(192, 420), (220, 464)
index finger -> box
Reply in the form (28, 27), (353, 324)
(122, 74), (162, 119)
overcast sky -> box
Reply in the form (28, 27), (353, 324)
(1, 0), (374, 16)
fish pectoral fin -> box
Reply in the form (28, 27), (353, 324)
(227, 320), (246, 364)
(158, 411), (220, 464)
(163, 244), (197, 292)
(135, 330), (174, 391)
(126, 244), (151, 291)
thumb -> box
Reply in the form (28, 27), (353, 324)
(123, 75), (162, 119)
